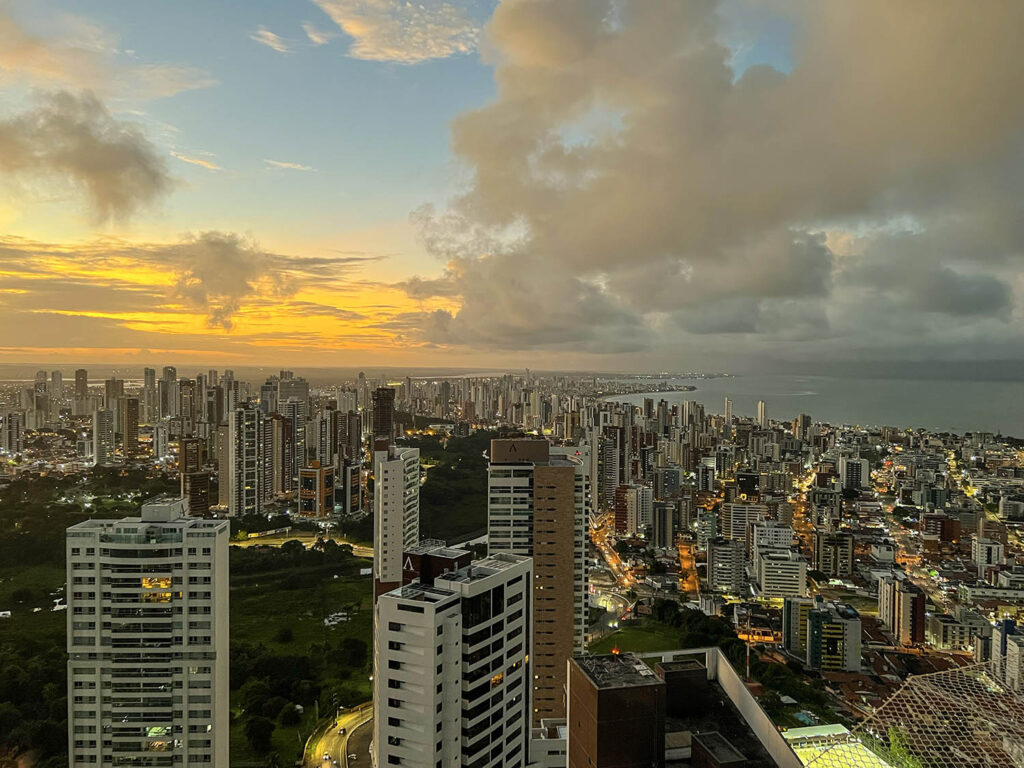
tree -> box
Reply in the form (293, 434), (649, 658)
(273, 626), (293, 644)
(278, 703), (301, 726)
(341, 637), (368, 668)
(243, 716), (275, 754)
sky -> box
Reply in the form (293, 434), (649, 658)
(0, 0), (1022, 374)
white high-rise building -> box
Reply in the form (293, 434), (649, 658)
(838, 456), (870, 490)
(488, 439), (588, 725)
(972, 536), (1005, 577)
(757, 400), (767, 429)
(758, 550), (807, 599)
(724, 397), (733, 428)
(707, 537), (746, 594)
(374, 551), (533, 768)
(92, 409), (115, 466)
(751, 521), (795, 573)
(373, 444), (420, 592)
(720, 502), (767, 544)
(66, 497), (229, 767)
(227, 405), (272, 516)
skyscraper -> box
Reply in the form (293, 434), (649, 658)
(488, 438), (588, 724)
(281, 397), (306, 483)
(74, 368), (89, 399)
(298, 460), (334, 518)
(0, 410), (24, 454)
(374, 549), (533, 768)
(227, 405), (271, 516)
(372, 386), (396, 440)
(92, 409), (115, 466)
(757, 399), (767, 429)
(117, 396), (139, 456)
(372, 443), (420, 595)
(50, 370), (63, 398)
(66, 497), (229, 767)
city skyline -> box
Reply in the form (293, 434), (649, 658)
(2, 1), (1023, 371)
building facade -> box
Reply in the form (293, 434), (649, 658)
(66, 497), (229, 767)
(488, 438), (588, 725)
(374, 552), (533, 768)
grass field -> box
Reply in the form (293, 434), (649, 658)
(229, 564), (373, 766)
(588, 621), (681, 655)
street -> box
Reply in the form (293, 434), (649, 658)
(306, 703), (373, 768)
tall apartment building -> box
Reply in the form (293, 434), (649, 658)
(118, 396), (140, 457)
(227, 405), (272, 516)
(93, 408), (115, 466)
(488, 438), (588, 724)
(373, 443), (420, 595)
(782, 597), (814, 657)
(806, 601), (861, 672)
(66, 497), (229, 767)
(298, 461), (335, 518)
(972, 536), (1005, 577)
(720, 502), (767, 544)
(372, 386), (396, 440)
(751, 521), (794, 573)
(566, 654), (666, 768)
(374, 551), (533, 768)
(0, 410), (24, 455)
(878, 577), (926, 645)
(75, 368), (89, 399)
(707, 537), (746, 594)
(838, 456), (870, 490)
(813, 531), (855, 577)
(757, 550), (807, 599)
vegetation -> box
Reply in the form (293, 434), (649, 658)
(0, 467), (180, 767)
(0, 468), (375, 768)
(403, 429), (499, 543)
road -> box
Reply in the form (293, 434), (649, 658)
(590, 512), (637, 589)
(307, 704), (373, 768)
(676, 540), (699, 599)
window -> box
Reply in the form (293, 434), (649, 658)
(387, 717), (402, 727)
(388, 641), (404, 651)
(387, 757), (401, 765)
(389, 622), (403, 632)
(388, 698), (402, 708)
(387, 679), (402, 690)
(388, 660), (402, 670)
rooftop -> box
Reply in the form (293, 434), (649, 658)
(573, 653), (663, 690)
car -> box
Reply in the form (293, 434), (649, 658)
(322, 754), (331, 762)
(338, 727), (346, 735)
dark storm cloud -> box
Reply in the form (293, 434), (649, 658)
(396, 0), (1024, 364)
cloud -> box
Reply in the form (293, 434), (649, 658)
(312, 0), (480, 63)
(0, 232), (388, 334)
(302, 22), (336, 45)
(265, 159), (316, 171)
(393, 0), (1024, 366)
(171, 151), (221, 171)
(0, 10), (216, 99)
(0, 91), (170, 221)
(250, 26), (290, 53)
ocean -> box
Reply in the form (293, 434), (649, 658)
(606, 373), (1024, 437)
